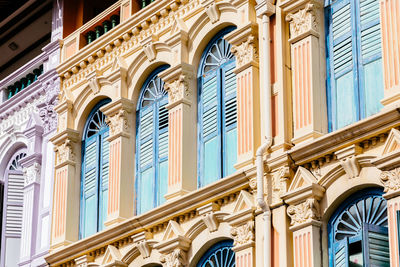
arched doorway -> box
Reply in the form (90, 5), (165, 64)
(196, 240), (236, 267)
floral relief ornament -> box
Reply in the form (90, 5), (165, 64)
(23, 162), (41, 186)
(380, 168), (400, 193)
(285, 3), (318, 39)
(287, 198), (320, 226)
(160, 248), (186, 267)
(55, 139), (75, 165)
(230, 221), (255, 247)
(106, 109), (129, 136)
(165, 74), (193, 104)
(230, 35), (258, 67)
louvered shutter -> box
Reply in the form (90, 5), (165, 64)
(363, 224), (390, 267)
(81, 138), (99, 238)
(327, 0), (358, 130)
(200, 70), (221, 186)
(357, 0), (383, 117)
(222, 61), (237, 177)
(0, 182), (3, 251)
(333, 238), (349, 267)
(5, 172), (24, 238)
(157, 97), (168, 205)
(138, 107), (155, 214)
(99, 131), (109, 231)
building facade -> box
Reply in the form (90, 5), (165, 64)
(44, 0), (400, 266)
(0, 0), (63, 266)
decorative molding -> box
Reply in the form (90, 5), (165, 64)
(141, 35), (159, 62)
(54, 139), (75, 165)
(160, 248), (186, 267)
(288, 166), (317, 192)
(132, 231), (153, 259)
(38, 78), (59, 134)
(335, 145), (363, 179)
(106, 109), (129, 137)
(230, 221), (254, 247)
(230, 35), (258, 68)
(164, 73), (193, 105)
(74, 255), (95, 267)
(380, 168), (400, 193)
(23, 162), (41, 186)
(382, 128), (400, 155)
(287, 198), (320, 226)
(101, 245), (126, 266)
(201, 0), (220, 24)
(285, 3), (318, 40)
(197, 203), (220, 232)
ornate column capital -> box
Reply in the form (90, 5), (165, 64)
(287, 198), (321, 229)
(160, 248), (187, 267)
(23, 162), (42, 186)
(380, 168), (400, 198)
(54, 99), (74, 133)
(230, 221), (255, 251)
(159, 63), (195, 109)
(38, 77), (59, 134)
(50, 128), (79, 168)
(101, 98), (134, 141)
(255, 0), (275, 18)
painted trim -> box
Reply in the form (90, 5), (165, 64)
(196, 239), (235, 267)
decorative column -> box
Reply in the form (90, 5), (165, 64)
(50, 100), (79, 249)
(380, 0), (400, 107)
(101, 98), (135, 227)
(18, 121), (43, 263)
(282, 181), (325, 267)
(225, 23), (261, 169)
(282, 1), (326, 144)
(159, 63), (197, 201)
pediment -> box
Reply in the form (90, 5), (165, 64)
(162, 220), (184, 241)
(111, 56), (128, 72)
(101, 245), (123, 265)
(382, 128), (400, 155)
(232, 190), (255, 213)
(288, 166), (317, 192)
(170, 18), (188, 35)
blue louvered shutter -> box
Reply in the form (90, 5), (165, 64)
(157, 97), (168, 206)
(82, 137), (99, 238)
(222, 61), (237, 176)
(99, 131), (109, 231)
(327, 0), (358, 130)
(200, 70), (221, 187)
(357, 0), (383, 117)
(333, 239), (349, 267)
(138, 107), (155, 214)
(363, 224), (390, 267)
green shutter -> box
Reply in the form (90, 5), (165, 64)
(82, 139), (98, 238)
(99, 131), (109, 231)
(363, 224), (390, 267)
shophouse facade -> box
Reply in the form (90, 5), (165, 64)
(0, 0), (63, 266)
(45, 0), (400, 266)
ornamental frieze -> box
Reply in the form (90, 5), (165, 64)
(287, 198), (320, 226)
(380, 167), (400, 193)
(285, 3), (318, 40)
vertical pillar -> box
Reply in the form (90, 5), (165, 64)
(282, 2), (326, 145)
(49, 100), (79, 249)
(159, 63), (197, 201)
(380, 0), (400, 107)
(101, 98), (135, 227)
(225, 23), (261, 169)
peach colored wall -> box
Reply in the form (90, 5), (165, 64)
(381, 0), (400, 91)
(53, 167), (68, 239)
(388, 199), (400, 267)
(168, 106), (182, 187)
(108, 139), (121, 216)
(237, 71), (254, 156)
(236, 252), (252, 267)
(292, 39), (312, 131)
(293, 230), (312, 267)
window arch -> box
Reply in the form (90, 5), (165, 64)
(80, 99), (111, 239)
(1, 150), (26, 267)
(328, 188), (389, 266)
(136, 65), (169, 214)
(198, 26), (237, 188)
(325, 0), (383, 131)
(197, 240), (236, 267)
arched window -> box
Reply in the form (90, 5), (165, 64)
(1, 150), (26, 267)
(80, 99), (111, 239)
(197, 240), (236, 267)
(325, 0), (383, 131)
(328, 188), (389, 266)
(198, 26), (237, 188)
(136, 66), (169, 214)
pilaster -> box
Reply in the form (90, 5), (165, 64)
(225, 23), (261, 169)
(101, 98), (135, 227)
(281, 0), (326, 145)
(380, 0), (400, 107)
(49, 128), (79, 249)
(159, 63), (197, 201)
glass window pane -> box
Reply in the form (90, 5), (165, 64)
(203, 137), (219, 186)
(336, 71), (356, 128)
(364, 58), (384, 117)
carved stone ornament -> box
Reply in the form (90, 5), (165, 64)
(285, 3), (318, 39)
(230, 35), (258, 68)
(230, 221), (254, 247)
(106, 109), (130, 136)
(164, 73), (193, 104)
(201, 0), (220, 24)
(160, 248), (186, 267)
(380, 168), (400, 193)
(23, 162), (41, 186)
(38, 79), (59, 134)
(287, 198), (320, 226)
(54, 139), (75, 165)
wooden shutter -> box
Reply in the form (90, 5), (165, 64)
(363, 224), (390, 267)
(333, 238), (349, 267)
(157, 98), (168, 205)
(200, 70), (221, 186)
(222, 61), (237, 177)
(81, 138), (99, 238)
(357, 0), (383, 117)
(5, 172), (24, 238)
(327, 0), (358, 130)
(138, 108), (155, 214)
(99, 131), (109, 231)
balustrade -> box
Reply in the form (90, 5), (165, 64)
(6, 65), (43, 99)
